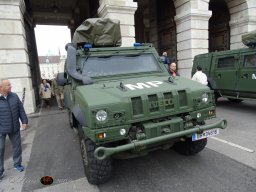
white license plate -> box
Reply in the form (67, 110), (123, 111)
(192, 128), (219, 141)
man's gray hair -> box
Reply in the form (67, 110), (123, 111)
(0, 78), (7, 86)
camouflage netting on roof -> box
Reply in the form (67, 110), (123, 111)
(242, 30), (256, 47)
(72, 18), (121, 47)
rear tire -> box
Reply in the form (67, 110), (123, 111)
(79, 125), (112, 184)
(228, 98), (243, 103)
(173, 138), (207, 156)
(214, 92), (220, 103)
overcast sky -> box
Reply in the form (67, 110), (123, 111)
(35, 25), (71, 56)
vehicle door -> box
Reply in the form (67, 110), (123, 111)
(212, 55), (238, 91)
(236, 53), (256, 93)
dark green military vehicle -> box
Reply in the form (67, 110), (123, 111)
(192, 30), (256, 102)
(59, 18), (227, 184)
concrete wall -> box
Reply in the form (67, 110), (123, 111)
(98, 0), (137, 47)
(228, 0), (256, 49)
(0, 0), (35, 114)
(173, 0), (256, 77)
(172, 0), (211, 77)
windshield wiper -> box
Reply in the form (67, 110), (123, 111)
(125, 54), (141, 57)
(98, 55), (113, 58)
(81, 54), (90, 72)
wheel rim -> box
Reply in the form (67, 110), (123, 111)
(80, 139), (88, 166)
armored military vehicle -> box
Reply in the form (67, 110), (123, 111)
(59, 18), (227, 184)
(192, 30), (256, 102)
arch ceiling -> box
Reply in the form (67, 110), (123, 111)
(27, 0), (97, 26)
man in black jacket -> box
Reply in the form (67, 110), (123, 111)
(168, 62), (180, 77)
(0, 79), (28, 180)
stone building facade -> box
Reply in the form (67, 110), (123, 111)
(0, 0), (256, 113)
(39, 55), (65, 80)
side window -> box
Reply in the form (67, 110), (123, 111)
(244, 54), (256, 67)
(217, 57), (235, 68)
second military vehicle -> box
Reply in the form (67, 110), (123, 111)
(192, 30), (256, 102)
(59, 18), (227, 184)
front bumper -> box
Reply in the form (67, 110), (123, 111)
(94, 119), (227, 160)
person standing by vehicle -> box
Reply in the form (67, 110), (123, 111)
(39, 79), (52, 108)
(192, 65), (208, 85)
(0, 79), (28, 179)
(160, 52), (170, 69)
(51, 74), (64, 110)
(168, 62), (180, 77)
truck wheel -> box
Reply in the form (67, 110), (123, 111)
(68, 110), (74, 128)
(173, 138), (207, 156)
(228, 98), (243, 103)
(214, 92), (220, 103)
(80, 136), (112, 184)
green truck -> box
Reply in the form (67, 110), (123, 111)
(192, 30), (256, 102)
(58, 18), (227, 184)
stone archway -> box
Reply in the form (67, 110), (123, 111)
(157, 0), (177, 62)
(208, 0), (256, 50)
(209, 0), (230, 52)
(226, 0), (256, 49)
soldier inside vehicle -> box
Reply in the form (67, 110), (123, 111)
(245, 55), (256, 67)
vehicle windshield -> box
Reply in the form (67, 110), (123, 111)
(81, 53), (161, 77)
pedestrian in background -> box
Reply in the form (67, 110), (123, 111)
(192, 65), (208, 85)
(51, 74), (64, 110)
(39, 79), (52, 108)
(160, 51), (170, 69)
(0, 79), (28, 180)
(169, 62), (180, 77)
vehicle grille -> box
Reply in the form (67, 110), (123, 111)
(178, 90), (187, 107)
(131, 96), (143, 115)
(148, 94), (159, 112)
(131, 90), (187, 117)
(163, 92), (174, 109)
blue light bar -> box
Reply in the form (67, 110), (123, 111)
(133, 43), (141, 47)
(84, 43), (92, 49)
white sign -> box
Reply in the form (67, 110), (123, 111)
(192, 128), (219, 141)
(124, 81), (163, 90)
(252, 74), (256, 80)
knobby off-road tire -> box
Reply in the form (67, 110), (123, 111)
(68, 109), (74, 129)
(173, 138), (207, 156)
(80, 135), (112, 184)
(214, 92), (220, 103)
(228, 98), (243, 103)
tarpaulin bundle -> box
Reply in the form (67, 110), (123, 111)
(242, 30), (256, 47)
(72, 18), (121, 47)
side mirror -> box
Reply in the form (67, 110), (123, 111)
(57, 73), (68, 86)
(168, 76), (174, 83)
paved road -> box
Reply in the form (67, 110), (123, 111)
(207, 98), (256, 169)
(1, 99), (256, 192)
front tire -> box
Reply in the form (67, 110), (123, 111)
(173, 138), (207, 156)
(80, 135), (112, 184)
(68, 109), (74, 128)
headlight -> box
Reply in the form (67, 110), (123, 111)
(120, 129), (126, 136)
(201, 93), (209, 103)
(95, 110), (107, 122)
